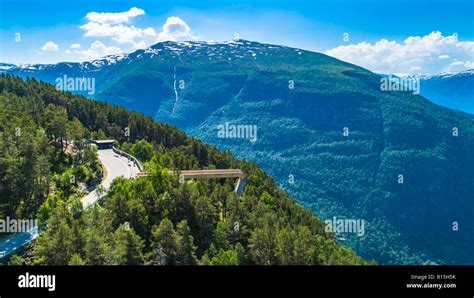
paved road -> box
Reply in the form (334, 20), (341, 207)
(82, 149), (140, 206)
(0, 148), (140, 260)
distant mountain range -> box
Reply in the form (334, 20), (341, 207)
(379, 70), (474, 114)
(1, 40), (473, 264)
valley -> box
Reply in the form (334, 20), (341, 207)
(0, 75), (369, 265)
(1, 40), (473, 265)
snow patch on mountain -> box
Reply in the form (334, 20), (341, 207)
(400, 69), (474, 80)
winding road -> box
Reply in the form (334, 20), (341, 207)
(0, 148), (139, 260)
(82, 149), (140, 206)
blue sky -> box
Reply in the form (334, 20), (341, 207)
(0, 0), (473, 74)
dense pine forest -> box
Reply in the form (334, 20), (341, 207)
(0, 75), (371, 265)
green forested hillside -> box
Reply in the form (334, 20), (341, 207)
(4, 40), (473, 264)
(0, 75), (369, 265)
(104, 41), (473, 265)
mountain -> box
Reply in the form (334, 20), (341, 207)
(401, 70), (474, 114)
(0, 75), (368, 265)
(2, 40), (473, 265)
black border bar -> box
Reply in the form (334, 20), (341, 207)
(0, 265), (472, 297)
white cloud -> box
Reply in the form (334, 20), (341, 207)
(81, 7), (156, 47)
(41, 41), (59, 51)
(70, 43), (81, 49)
(85, 7), (144, 25)
(74, 41), (122, 60)
(143, 27), (156, 36)
(157, 16), (196, 42)
(325, 31), (474, 75)
(81, 22), (156, 43)
(133, 40), (147, 49)
(445, 60), (474, 73)
(79, 10), (196, 57)
(465, 61), (474, 68)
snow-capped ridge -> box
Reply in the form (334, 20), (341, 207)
(400, 69), (474, 80)
(88, 53), (127, 68)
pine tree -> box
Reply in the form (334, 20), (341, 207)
(34, 204), (76, 265)
(210, 249), (239, 265)
(151, 218), (178, 265)
(111, 224), (145, 265)
(248, 214), (278, 265)
(175, 220), (197, 265)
